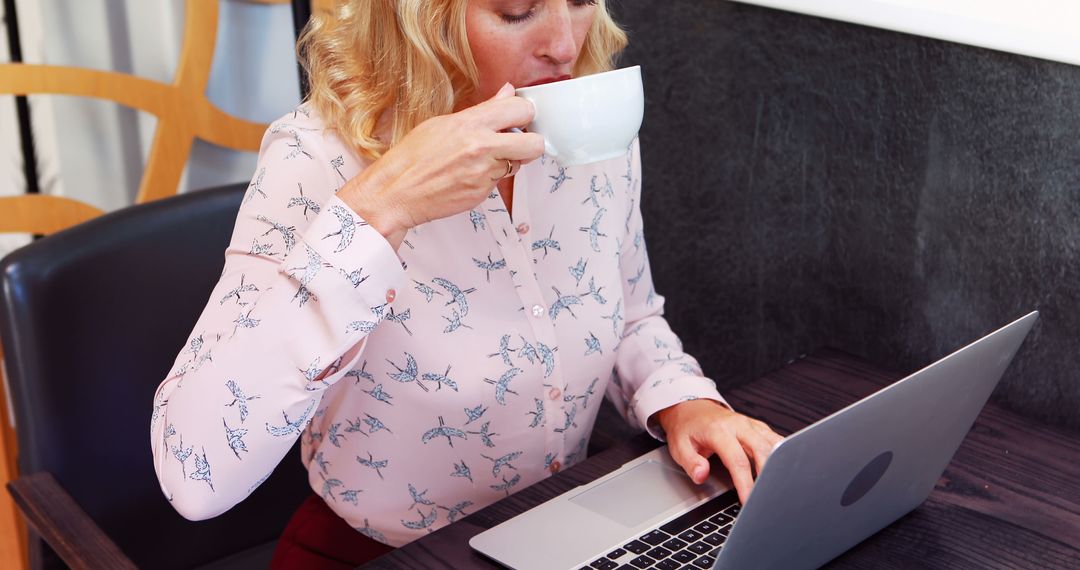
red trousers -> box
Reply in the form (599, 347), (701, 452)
(270, 494), (395, 569)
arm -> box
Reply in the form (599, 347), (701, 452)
(150, 123), (405, 521)
(610, 138), (728, 435)
(612, 139), (783, 504)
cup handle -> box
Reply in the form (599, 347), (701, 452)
(509, 127), (558, 159)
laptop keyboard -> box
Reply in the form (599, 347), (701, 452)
(581, 491), (741, 570)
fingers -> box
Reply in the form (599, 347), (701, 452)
(668, 435), (711, 485)
(491, 132), (545, 162)
(490, 157), (531, 181)
(488, 158), (510, 181)
(467, 84), (536, 131)
(456, 83), (542, 164)
(754, 421), (785, 449)
(664, 404), (787, 506)
(490, 82), (515, 100)
(738, 427), (775, 478)
(703, 430), (756, 505)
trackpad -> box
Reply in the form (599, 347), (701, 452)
(570, 460), (707, 527)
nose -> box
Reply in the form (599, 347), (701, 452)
(536, 4), (578, 66)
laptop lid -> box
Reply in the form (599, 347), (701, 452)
(716, 310), (1037, 569)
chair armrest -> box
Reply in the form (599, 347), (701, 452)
(7, 471), (136, 570)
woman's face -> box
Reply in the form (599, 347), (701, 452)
(464, 0), (598, 106)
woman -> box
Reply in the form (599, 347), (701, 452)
(151, 0), (783, 567)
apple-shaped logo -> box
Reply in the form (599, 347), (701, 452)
(841, 451), (893, 507)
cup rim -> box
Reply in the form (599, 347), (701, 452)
(515, 65), (641, 95)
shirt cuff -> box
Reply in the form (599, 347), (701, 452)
(279, 195), (406, 333)
(630, 376), (730, 441)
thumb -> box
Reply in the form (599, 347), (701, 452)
(490, 82), (515, 100)
(669, 436), (710, 485)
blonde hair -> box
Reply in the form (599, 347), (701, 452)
(297, 0), (629, 160)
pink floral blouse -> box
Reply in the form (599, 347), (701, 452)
(151, 105), (726, 546)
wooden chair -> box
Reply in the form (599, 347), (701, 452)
(0, 0), (330, 567)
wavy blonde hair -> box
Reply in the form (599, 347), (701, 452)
(297, 0), (628, 160)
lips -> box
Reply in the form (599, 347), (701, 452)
(522, 75), (572, 87)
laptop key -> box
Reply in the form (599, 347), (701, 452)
(591, 559), (618, 570)
(718, 525), (731, 537)
(687, 541), (712, 555)
(723, 504), (741, 517)
(671, 550), (697, 564)
(607, 548), (628, 560)
(624, 540), (650, 555)
(693, 521), (718, 534)
(661, 537), (687, 551)
(703, 533), (726, 546)
(708, 512), (734, 526)
(655, 561), (680, 570)
(659, 490), (739, 535)
(709, 547), (721, 557)
(692, 555), (716, 568)
(646, 546), (672, 560)
(639, 530), (670, 546)
(678, 529), (703, 543)
(630, 554), (657, 568)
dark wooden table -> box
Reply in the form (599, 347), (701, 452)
(363, 348), (1080, 569)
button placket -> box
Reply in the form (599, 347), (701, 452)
(488, 161), (567, 464)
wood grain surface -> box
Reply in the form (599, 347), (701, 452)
(7, 473), (136, 570)
(362, 348), (1079, 569)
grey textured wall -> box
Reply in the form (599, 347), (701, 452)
(612, 1), (1080, 429)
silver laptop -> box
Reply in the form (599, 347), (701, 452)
(470, 311), (1038, 570)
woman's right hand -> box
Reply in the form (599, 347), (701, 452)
(338, 83), (545, 248)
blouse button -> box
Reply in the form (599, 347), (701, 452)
(531, 304), (544, 318)
(516, 222), (530, 235)
(548, 387), (561, 400)
(385, 288), (396, 303)
(549, 461), (561, 474)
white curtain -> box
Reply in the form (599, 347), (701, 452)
(1, 0), (302, 258)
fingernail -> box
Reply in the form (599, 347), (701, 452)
(496, 82), (514, 97)
(692, 464), (707, 482)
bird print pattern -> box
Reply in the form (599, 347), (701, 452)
(150, 106), (725, 548)
(357, 451), (389, 479)
(287, 183), (321, 219)
(246, 168), (268, 203)
(450, 459), (474, 483)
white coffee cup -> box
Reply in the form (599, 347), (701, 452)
(515, 65), (643, 168)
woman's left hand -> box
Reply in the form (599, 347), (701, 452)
(655, 400), (785, 505)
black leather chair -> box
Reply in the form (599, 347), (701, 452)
(0, 183), (310, 569)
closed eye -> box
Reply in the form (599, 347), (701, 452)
(501, 0), (598, 24)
